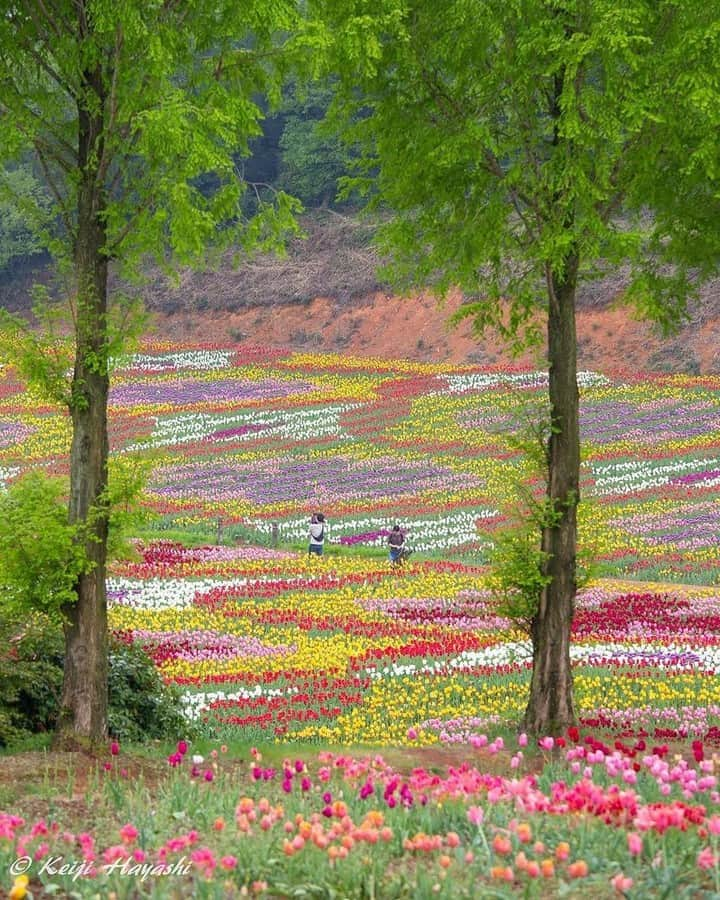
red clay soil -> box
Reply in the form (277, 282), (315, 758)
(152, 289), (716, 374)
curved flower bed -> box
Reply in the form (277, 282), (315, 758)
(3, 345), (720, 895)
(102, 544), (720, 750)
(2, 344), (720, 573)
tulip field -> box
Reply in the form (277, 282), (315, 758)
(3, 342), (720, 896)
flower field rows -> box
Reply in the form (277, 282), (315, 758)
(4, 343), (720, 577)
(3, 343), (720, 895)
(108, 544), (720, 748)
(2, 342), (720, 743)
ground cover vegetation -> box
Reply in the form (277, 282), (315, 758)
(2, 345), (720, 894)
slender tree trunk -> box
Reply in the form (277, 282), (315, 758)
(56, 34), (110, 748)
(522, 254), (580, 736)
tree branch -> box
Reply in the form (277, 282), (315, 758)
(28, 0), (72, 41)
(0, 78), (78, 167)
(105, 191), (154, 257)
(35, 144), (75, 239)
(11, 32), (78, 100)
(96, 25), (123, 188)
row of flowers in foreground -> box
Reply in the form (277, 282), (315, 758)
(3, 734), (720, 898)
(103, 547), (720, 744)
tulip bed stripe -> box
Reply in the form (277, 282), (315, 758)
(2, 343), (720, 747)
(5, 345), (720, 897)
(102, 543), (720, 746)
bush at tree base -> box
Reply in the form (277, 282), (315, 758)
(0, 614), (188, 747)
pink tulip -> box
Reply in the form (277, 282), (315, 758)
(627, 832), (642, 856)
(467, 806), (484, 826)
(697, 847), (716, 870)
(611, 873), (633, 892)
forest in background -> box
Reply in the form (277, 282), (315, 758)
(0, 85), (350, 280)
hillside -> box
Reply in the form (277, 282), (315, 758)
(2, 211), (720, 373)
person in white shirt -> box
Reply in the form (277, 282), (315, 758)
(308, 512), (326, 556)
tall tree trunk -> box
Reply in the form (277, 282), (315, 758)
(56, 35), (110, 748)
(522, 254), (580, 736)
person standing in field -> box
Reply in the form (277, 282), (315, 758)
(308, 512), (326, 556)
(387, 523), (407, 565)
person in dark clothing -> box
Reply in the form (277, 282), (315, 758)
(387, 524), (407, 564)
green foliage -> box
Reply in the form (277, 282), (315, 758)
(0, 613), (64, 746)
(0, 472), (88, 618)
(0, 612), (189, 747)
(0, 303), (74, 407)
(0, 289), (150, 409)
(105, 295), (151, 374)
(0, 1), (303, 279)
(311, 0), (720, 344)
(0, 162), (52, 271)
(0, 461), (153, 616)
(623, 3), (720, 332)
(277, 83), (354, 207)
(487, 412), (596, 634)
(105, 454), (157, 561)
(489, 489), (597, 635)
(107, 639), (191, 744)
(487, 524), (551, 632)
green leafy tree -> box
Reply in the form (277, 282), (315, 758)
(0, 1), (300, 746)
(0, 472), (88, 618)
(278, 83), (353, 207)
(311, 0), (720, 734)
(0, 163), (52, 272)
(623, 5), (720, 324)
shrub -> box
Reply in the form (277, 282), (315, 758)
(486, 410), (597, 634)
(0, 614), (189, 747)
(0, 463), (153, 618)
(487, 525), (551, 634)
(0, 471), (88, 617)
(0, 614), (64, 746)
(107, 638), (190, 743)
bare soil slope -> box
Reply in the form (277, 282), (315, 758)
(156, 288), (720, 374)
(3, 213), (720, 373)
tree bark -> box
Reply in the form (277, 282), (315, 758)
(55, 19), (110, 748)
(522, 254), (580, 737)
